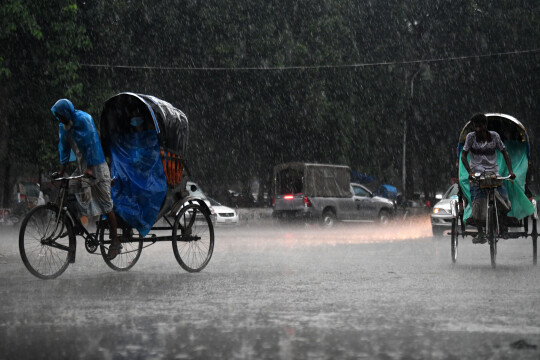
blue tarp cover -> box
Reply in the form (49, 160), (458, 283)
(376, 184), (398, 200)
(351, 171), (375, 184)
(109, 130), (167, 236)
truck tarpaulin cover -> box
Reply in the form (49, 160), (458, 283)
(274, 163), (351, 197)
(100, 93), (189, 236)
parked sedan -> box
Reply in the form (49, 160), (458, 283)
(185, 181), (216, 224)
(431, 184), (459, 236)
(208, 197), (239, 225)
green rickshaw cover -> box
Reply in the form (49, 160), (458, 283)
(459, 140), (535, 221)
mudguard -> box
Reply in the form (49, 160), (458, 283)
(170, 195), (212, 217)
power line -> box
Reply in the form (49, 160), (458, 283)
(80, 48), (540, 71)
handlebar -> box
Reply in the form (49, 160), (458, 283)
(471, 173), (512, 181)
(51, 174), (96, 182)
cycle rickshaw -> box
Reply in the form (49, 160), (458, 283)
(450, 113), (538, 268)
(19, 93), (215, 279)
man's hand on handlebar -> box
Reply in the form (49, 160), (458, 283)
(50, 168), (95, 181)
(51, 170), (64, 179)
(468, 172), (514, 181)
(52, 164), (66, 179)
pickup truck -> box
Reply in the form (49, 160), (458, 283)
(272, 162), (395, 226)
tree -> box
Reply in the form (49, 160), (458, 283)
(0, 0), (90, 206)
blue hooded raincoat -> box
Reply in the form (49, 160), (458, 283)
(51, 99), (105, 166)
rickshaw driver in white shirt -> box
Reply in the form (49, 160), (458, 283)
(460, 113), (516, 243)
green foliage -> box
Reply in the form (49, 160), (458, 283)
(2, 0), (539, 204)
(0, 0), (91, 206)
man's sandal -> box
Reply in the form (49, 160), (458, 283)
(107, 243), (123, 260)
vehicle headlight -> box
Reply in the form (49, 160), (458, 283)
(433, 208), (449, 215)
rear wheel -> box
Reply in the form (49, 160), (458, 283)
(19, 204), (74, 279)
(100, 225), (143, 271)
(532, 217), (537, 265)
(321, 210), (336, 227)
(533, 236), (537, 266)
(172, 203), (214, 272)
(451, 218), (458, 264)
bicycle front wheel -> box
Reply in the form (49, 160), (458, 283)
(19, 204), (74, 279)
(172, 203), (214, 272)
(532, 217), (537, 265)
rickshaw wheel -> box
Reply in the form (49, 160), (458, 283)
(533, 236), (537, 266)
(532, 217), (537, 265)
(451, 218), (458, 264)
(172, 203), (214, 272)
(99, 226), (143, 271)
(19, 204), (74, 279)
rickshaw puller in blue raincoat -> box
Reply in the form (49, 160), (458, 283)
(51, 99), (122, 260)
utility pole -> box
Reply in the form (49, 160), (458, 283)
(402, 68), (422, 199)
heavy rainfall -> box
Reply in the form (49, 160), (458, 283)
(1, 1), (539, 359)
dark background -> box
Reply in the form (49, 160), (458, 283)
(1, 0), (539, 207)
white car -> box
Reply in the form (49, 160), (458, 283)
(431, 184), (458, 236)
(185, 181), (216, 224)
(208, 197), (239, 225)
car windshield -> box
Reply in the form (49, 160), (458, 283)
(443, 184), (459, 199)
(208, 197), (220, 206)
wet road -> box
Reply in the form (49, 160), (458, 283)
(1, 217), (539, 359)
